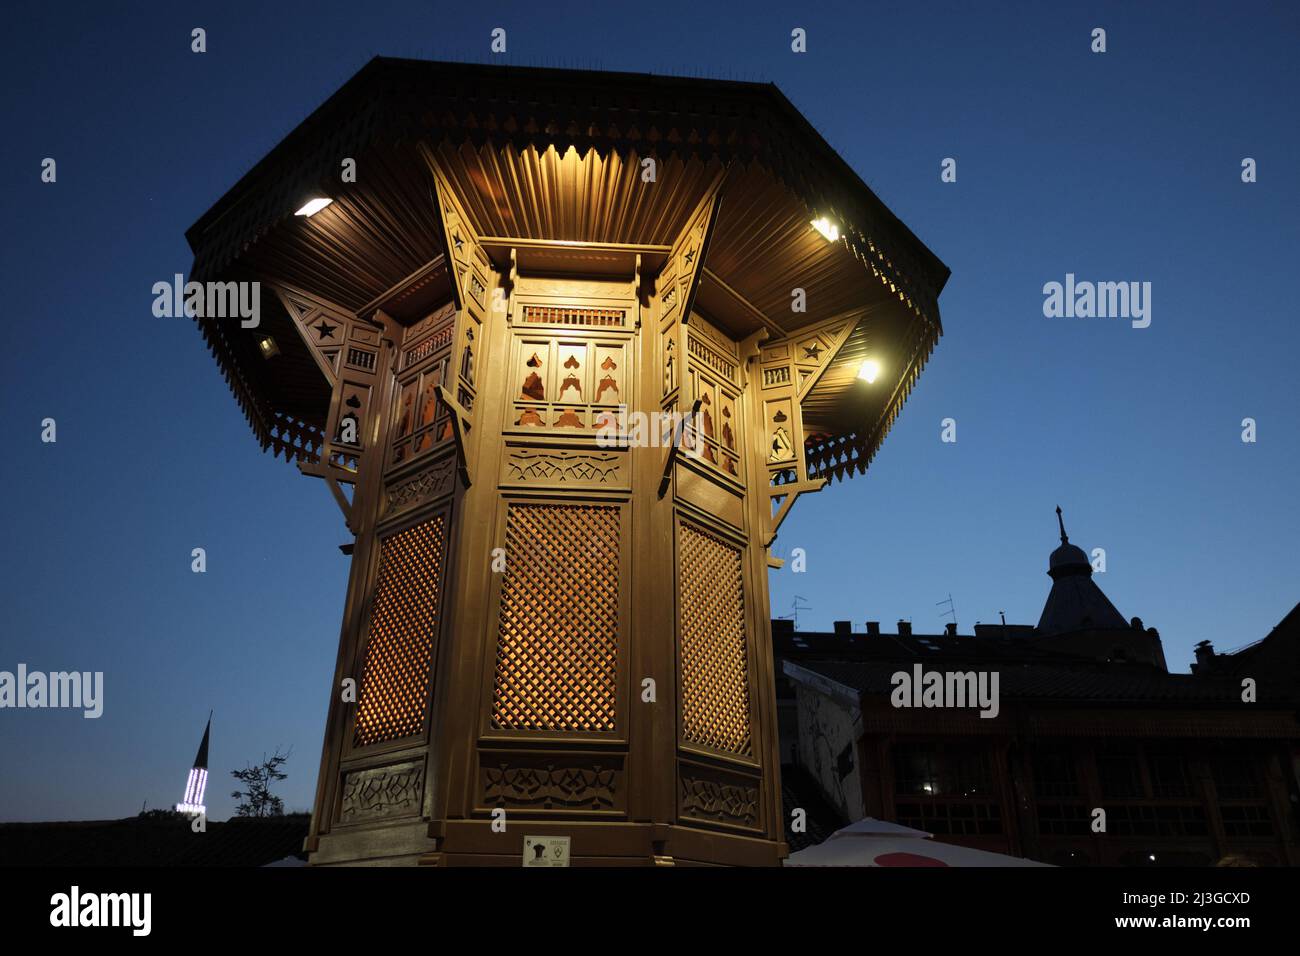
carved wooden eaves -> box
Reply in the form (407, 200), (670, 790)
(271, 284), (388, 532)
(426, 154), (492, 491)
(655, 166), (726, 410)
(654, 167), (728, 494)
(757, 312), (861, 552)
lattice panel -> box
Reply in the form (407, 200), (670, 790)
(492, 504), (620, 733)
(522, 305), (626, 327)
(678, 522), (751, 755)
(353, 515), (447, 747)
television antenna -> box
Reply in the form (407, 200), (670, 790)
(782, 594), (811, 630)
(937, 593), (957, 628)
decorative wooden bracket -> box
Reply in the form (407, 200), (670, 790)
(437, 385), (473, 489)
(505, 247), (518, 326)
(737, 327), (769, 392)
(298, 459), (357, 532)
(658, 398), (702, 499)
(766, 478), (827, 547)
(631, 253), (642, 329)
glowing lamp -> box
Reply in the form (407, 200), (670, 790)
(857, 358), (881, 384)
(810, 217), (840, 241)
(295, 197), (333, 217)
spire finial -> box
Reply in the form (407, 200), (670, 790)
(1056, 505), (1068, 544)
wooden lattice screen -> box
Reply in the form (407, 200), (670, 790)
(352, 514), (448, 747)
(678, 521), (752, 755)
(491, 503), (620, 732)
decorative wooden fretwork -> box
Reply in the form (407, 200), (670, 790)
(384, 454), (456, 517)
(679, 770), (760, 828)
(508, 335), (628, 433)
(339, 760), (425, 823)
(502, 448), (624, 487)
(390, 308), (459, 468)
(522, 304), (626, 328)
(677, 522), (751, 755)
(482, 760), (619, 811)
(390, 357), (453, 466)
(269, 411), (323, 464)
(682, 367), (743, 480)
(353, 515), (448, 747)
(404, 322), (454, 369)
(804, 321), (936, 485)
(687, 332), (738, 383)
(468, 272), (487, 307)
(491, 503), (619, 733)
(654, 177), (728, 497)
(345, 346), (377, 372)
(271, 287), (387, 531)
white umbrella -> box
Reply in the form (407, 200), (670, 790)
(786, 818), (1051, 867)
(829, 817), (932, 839)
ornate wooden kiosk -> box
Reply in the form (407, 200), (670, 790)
(185, 59), (948, 865)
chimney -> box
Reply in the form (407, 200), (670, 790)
(1193, 640), (1215, 670)
(833, 620), (852, 638)
(865, 621), (880, 637)
(944, 622), (958, 637)
(897, 620), (912, 637)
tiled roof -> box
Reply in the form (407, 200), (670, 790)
(186, 58), (950, 323)
(787, 659), (1295, 706)
(1037, 573), (1128, 636)
(776, 628), (1099, 665)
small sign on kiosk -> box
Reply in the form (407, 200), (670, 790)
(523, 835), (571, 867)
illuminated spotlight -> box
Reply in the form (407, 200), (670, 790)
(857, 358), (881, 384)
(257, 335), (280, 359)
(810, 216), (840, 242)
(295, 197), (333, 217)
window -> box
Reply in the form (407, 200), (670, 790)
(1032, 750), (1080, 799)
(1211, 757), (1261, 800)
(1220, 804), (1272, 838)
(1108, 804), (1208, 838)
(894, 744), (991, 797)
(1037, 803), (1090, 836)
(1097, 753), (1144, 800)
(1148, 755), (1194, 799)
(895, 800), (1002, 836)
(892, 744), (1002, 835)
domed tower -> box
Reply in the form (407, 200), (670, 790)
(1038, 506), (1128, 634)
(1036, 507), (1166, 669)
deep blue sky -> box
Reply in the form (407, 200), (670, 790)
(2, 1), (1296, 822)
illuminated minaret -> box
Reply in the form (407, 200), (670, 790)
(175, 712), (211, 816)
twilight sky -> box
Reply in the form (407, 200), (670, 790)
(2, 0), (1296, 821)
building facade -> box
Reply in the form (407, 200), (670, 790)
(779, 517), (1300, 866)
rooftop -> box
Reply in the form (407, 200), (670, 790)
(186, 58), (949, 485)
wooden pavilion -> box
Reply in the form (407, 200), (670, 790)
(185, 58), (949, 866)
